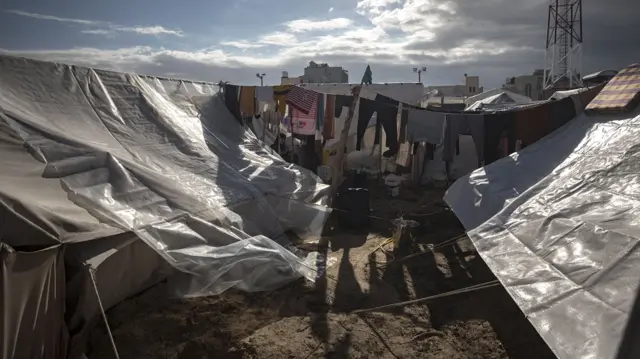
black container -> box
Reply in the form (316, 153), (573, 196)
(335, 187), (370, 230)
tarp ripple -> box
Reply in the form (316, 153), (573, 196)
(0, 55), (330, 296)
(445, 108), (640, 359)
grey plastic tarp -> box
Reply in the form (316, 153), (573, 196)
(444, 108), (640, 359)
(0, 55), (330, 297)
(1, 244), (67, 359)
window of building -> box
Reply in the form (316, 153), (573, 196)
(525, 83), (532, 98)
(469, 86), (476, 93)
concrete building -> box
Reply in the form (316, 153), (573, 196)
(281, 61), (349, 84)
(280, 72), (302, 85)
(503, 69), (545, 101)
(426, 74), (483, 98)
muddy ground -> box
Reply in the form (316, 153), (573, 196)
(89, 183), (555, 359)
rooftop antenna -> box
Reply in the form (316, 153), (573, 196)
(543, 0), (584, 90)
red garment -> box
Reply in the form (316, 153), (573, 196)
(291, 95), (318, 135)
(323, 95), (336, 139)
(285, 86), (317, 114)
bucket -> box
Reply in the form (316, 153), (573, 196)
(384, 174), (402, 197)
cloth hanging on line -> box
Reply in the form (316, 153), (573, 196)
(442, 114), (484, 164)
(286, 86), (317, 114)
(315, 93), (325, 131)
(374, 94), (400, 156)
(239, 86), (256, 115)
(407, 109), (446, 145)
(513, 104), (552, 148)
(255, 86), (274, 102)
(324, 94), (336, 139)
(356, 98), (376, 150)
(334, 95), (353, 118)
(273, 85), (291, 115)
(399, 106), (408, 143)
(290, 95), (318, 135)
(482, 112), (516, 165)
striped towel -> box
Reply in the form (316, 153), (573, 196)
(586, 63), (640, 113)
(291, 95), (318, 135)
(285, 86), (317, 114)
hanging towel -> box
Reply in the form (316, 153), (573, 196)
(273, 85), (292, 115)
(286, 86), (317, 114)
(255, 86), (274, 102)
(407, 109), (446, 145)
(291, 95), (318, 135)
(239, 86), (256, 115)
(324, 94), (336, 139)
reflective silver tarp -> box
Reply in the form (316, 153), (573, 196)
(445, 108), (640, 359)
(0, 55), (330, 298)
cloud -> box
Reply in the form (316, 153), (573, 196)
(285, 18), (353, 33)
(2, 1), (639, 88)
(220, 41), (265, 50)
(5, 9), (183, 37)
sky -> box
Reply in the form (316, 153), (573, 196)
(0, 0), (638, 88)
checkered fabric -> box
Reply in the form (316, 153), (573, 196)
(285, 86), (317, 114)
(586, 63), (640, 113)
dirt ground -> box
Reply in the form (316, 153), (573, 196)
(89, 182), (556, 359)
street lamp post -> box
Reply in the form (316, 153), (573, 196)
(412, 67), (427, 83)
(256, 73), (266, 86)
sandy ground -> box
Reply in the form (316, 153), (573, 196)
(89, 183), (556, 359)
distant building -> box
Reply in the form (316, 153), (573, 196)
(281, 61), (348, 84)
(503, 69), (544, 101)
(426, 74), (483, 98)
(280, 72), (302, 85)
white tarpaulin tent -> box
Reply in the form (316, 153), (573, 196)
(444, 107), (640, 359)
(465, 90), (532, 111)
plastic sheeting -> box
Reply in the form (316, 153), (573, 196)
(64, 233), (171, 358)
(0, 55), (330, 297)
(445, 108), (640, 359)
(1, 244), (67, 359)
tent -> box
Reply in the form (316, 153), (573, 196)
(444, 65), (640, 359)
(0, 55), (329, 358)
(465, 89), (532, 111)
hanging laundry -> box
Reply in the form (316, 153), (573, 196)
(548, 96), (577, 130)
(513, 104), (552, 148)
(286, 86), (317, 114)
(255, 86), (274, 102)
(224, 84), (242, 122)
(273, 85), (292, 115)
(315, 93), (325, 132)
(334, 95), (353, 118)
(407, 109), (446, 145)
(399, 108), (409, 143)
(482, 112), (516, 165)
(290, 95), (318, 135)
(374, 94), (400, 156)
(239, 86), (256, 115)
(323, 94), (336, 139)
(355, 98), (376, 150)
(442, 114), (484, 164)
